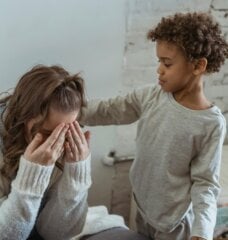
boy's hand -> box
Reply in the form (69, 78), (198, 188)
(64, 121), (90, 163)
(24, 123), (68, 166)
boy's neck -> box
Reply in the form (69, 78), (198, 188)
(173, 77), (212, 110)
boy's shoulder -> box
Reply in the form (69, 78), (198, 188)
(134, 84), (164, 100)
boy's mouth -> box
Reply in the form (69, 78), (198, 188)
(158, 79), (166, 85)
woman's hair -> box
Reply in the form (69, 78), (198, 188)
(0, 65), (87, 179)
(147, 12), (228, 73)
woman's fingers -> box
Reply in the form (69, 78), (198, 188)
(73, 121), (87, 144)
(42, 123), (66, 149)
(64, 122), (90, 162)
(24, 123), (68, 165)
(24, 133), (43, 157)
(84, 130), (91, 147)
(65, 141), (74, 160)
(51, 125), (68, 151)
(66, 129), (79, 156)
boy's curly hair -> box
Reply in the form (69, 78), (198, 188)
(147, 12), (228, 73)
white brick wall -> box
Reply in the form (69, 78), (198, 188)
(211, 0), (228, 10)
(114, 0), (228, 156)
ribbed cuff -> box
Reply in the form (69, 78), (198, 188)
(11, 156), (54, 196)
(63, 154), (92, 189)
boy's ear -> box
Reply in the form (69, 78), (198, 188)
(193, 58), (207, 75)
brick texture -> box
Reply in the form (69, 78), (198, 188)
(114, 0), (228, 155)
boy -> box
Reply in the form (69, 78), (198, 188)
(79, 12), (228, 240)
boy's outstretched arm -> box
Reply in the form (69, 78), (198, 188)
(79, 86), (158, 126)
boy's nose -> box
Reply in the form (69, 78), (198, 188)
(157, 65), (164, 75)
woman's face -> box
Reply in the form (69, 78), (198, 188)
(26, 108), (79, 143)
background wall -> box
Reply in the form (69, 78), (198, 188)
(0, 0), (227, 210)
(0, 0), (125, 208)
(116, 0), (228, 157)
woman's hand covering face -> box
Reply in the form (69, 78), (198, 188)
(24, 123), (68, 166)
(64, 121), (90, 162)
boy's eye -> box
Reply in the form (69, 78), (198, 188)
(157, 59), (172, 68)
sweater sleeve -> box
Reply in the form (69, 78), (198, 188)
(0, 156), (54, 240)
(36, 155), (92, 240)
(79, 86), (157, 126)
(190, 120), (226, 240)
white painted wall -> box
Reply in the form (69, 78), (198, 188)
(0, 0), (125, 208)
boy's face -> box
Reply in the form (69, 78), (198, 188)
(156, 40), (195, 93)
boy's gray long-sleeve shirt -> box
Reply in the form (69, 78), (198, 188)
(80, 85), (226, 240)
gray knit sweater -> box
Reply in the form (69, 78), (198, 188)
(79, 85), (226, 240)
(0, 104), (92, 240)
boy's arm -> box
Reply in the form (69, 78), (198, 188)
(79, 86), (157, 126)
(190, 121), (226, 240)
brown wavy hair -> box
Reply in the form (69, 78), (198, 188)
(147, 12), (228, 73)
(0, 65), (87, 179)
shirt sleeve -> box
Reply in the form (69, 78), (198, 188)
(36, 154), (92, 240)
(190, 120), (226, 240)
(79, 86), (157, 126)
(0, 156), (54, 240)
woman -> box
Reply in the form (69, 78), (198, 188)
(0, 65), (91, 240)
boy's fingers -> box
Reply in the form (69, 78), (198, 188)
(26, 133), (43, 153)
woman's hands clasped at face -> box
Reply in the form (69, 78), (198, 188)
(24, 121), (90, 166)
(64, 121), (90, 163)
(24, 123), (68, 166)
